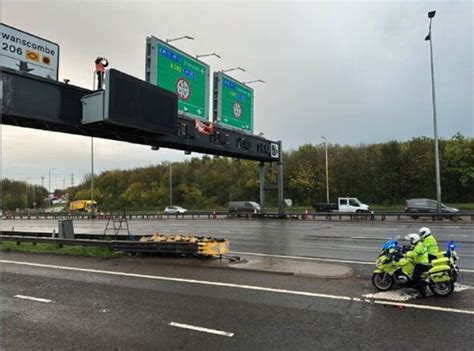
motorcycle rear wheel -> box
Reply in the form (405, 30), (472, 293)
(451, 269), (458, 282)
(430, 281), (454, 297)
(372, 273), (394, 291)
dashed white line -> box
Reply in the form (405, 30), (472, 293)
(14, 294), (52, 303)
(169, 322), (234, 337)
(2, 260), (474, 315)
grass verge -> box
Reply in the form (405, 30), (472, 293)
(0, 241), (123, 258)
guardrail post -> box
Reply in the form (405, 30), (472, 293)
(277, 143), (284, 215)
(259, 162), (266, 213)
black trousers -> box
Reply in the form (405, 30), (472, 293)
(96, 71), (104, 90)
(413, 264), (430, 288)
(428, 254), (437, 262)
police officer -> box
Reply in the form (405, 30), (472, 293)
(405, 233), (430, 297)
(95, 57), (109, 90)
(418, 227), (439, 262)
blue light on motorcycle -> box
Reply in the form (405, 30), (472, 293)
(446, 241), (457, 250)
(383, 239), (397, 251)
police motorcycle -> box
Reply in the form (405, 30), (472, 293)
(372, 237), (455, 296)
(433, 240), (459, 282)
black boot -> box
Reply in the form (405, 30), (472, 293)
(418, 286), (427, 298)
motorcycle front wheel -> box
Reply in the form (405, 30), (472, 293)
(372, 272), (394, 291)
(430, 281), (454, 297)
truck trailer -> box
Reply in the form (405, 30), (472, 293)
(69, 200), (97, 213)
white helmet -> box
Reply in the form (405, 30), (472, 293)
(418, 227), (431, 238)
(405, 233), (421, 244)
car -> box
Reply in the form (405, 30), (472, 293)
(227, 201), (261, 215)
(405, 198), (459, 218)
(314, 197), (370, 213)
(163, 206), (188, 214)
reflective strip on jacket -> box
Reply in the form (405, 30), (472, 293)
(406, 241), (429, 264)
(422, 234), (439, 255)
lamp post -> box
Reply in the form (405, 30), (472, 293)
(425, 10), (442, 216)
(196, 53), (221, 59)
(91, 137), (94, 204)
(242, 79), (265, 85)
(48, 168), (55, 194)
(321, 136), (330, 204)
(166, 35), (194, 43)
(220, 67), (246, 73)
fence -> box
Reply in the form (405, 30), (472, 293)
(2, 211), (473, 221)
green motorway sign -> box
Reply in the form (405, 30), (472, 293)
(146, 37), (209, 120)
(213, 72), (253, 133)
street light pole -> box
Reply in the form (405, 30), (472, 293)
(322, 136), (329, 204)
(169, 163), (173, 206)
(242, 79), (266, 85)
(425, 10), (442, 216)
(91, 137), (94, 204)
(48, 168), (55, 194)
(166, 35), (194, 43)
(196, 53), (221, 59)
(221, 67), (246, 73)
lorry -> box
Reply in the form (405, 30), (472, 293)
(69, 200), (97, 213)
(313, 197), (370, 213)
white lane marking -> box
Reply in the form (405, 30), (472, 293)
(2, 260), (474, 315)
(371, 300), (474, 315)
(455, 283), (473, 292)
(14, 294), (52, 303)
(169, 322), (234, 337)
(1, 260), (353, 302)
(231, 251), (474, 273)
(363, 284), (472, 302)
(364, 290), (416, 302)
(231, 251), (373, 265)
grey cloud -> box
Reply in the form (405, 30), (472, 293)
(1, 0), (472, 183)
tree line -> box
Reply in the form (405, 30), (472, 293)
(1, 178), (49, 211)
(2, 134), (472, 211)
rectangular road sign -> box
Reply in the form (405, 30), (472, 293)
(146, 36), (209, 120)
(0, 23), (59, 80)
(213, 72), (253, 133)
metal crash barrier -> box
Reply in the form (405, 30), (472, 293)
(0, 231), (229, 257)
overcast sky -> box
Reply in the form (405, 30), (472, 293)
(1, 0), (472, 189)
